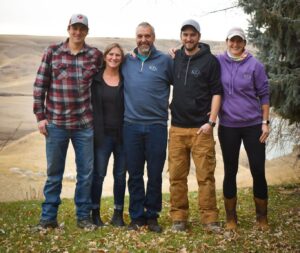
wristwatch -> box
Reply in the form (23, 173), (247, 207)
(262, 120), (270, 125)
(208, 120), (216, 127)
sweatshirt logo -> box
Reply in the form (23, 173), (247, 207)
(191, 68), (201, 78)
(149, 65), (158, 72)
(243, 73), (252, 79)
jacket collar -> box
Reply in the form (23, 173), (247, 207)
(133, 45), (157, 59)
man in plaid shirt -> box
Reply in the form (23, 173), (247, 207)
(33, 13), (103, 230)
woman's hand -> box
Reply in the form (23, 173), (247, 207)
(259, 124), (270, 143)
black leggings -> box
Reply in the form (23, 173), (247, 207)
(218, 124), (268, 199)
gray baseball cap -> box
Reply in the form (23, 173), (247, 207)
(181, 19), (200, 33)
(69, 13), (89, 28)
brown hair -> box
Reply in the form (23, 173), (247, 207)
(102, 43), (124, 68)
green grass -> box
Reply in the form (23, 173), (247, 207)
(0, 184), (299, 252)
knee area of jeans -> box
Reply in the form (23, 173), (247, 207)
(77, 174), (94, 182)
(128, 173), (144, 180)
(46, 176), (63, 184)
(113, 170), (126, 178)
(113, 171), (126, 178)
(94, 176), (105, 184)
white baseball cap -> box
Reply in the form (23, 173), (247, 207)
(227, 27), (246, 40)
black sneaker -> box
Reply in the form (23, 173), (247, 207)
(32, 220), (58, 232)
(91, 209), (105, 227)
(147, 218), (162, 233)
(110, 209), (125, 227)
(77, 219), (97, 231)
(127, 218), (146, 231)
(92, 215), (105, 227)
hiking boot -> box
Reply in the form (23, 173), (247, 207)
(110, 209), (125, 227)
(127, 218), (146, 231)
(33, 219), (58, 231)
(147, 218), (162, 233)
(171, 221), (187, 232)
(77, 219), (97, 231)
(224, 196), (238, 231)
(92, 208), (105, 227)
(203, 222), (222, 234)
(254, 197), (269, 231)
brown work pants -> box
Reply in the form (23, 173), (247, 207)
(168, 126), (219, 224)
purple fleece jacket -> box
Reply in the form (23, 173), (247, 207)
(217, 51), (269, 127)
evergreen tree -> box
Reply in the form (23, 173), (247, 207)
(238, 0), (300, 124)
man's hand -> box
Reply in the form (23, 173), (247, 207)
(38, 119), (48, 136)
(168, 46), (181, 59)
(168, 48), (177, 59)
(196, 123), (213, 135)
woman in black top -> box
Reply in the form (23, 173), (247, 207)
(91, 43), (125, 226)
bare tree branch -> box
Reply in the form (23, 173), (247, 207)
(197, 5), (239, 17)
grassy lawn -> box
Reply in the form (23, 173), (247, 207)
(0, 183), (299, 252)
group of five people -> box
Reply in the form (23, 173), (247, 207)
(33, 13), (270, 233)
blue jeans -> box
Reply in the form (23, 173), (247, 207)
(41, 123), (94, 221)
(91, 135), (126, 210)
(123, 122), (167, 220)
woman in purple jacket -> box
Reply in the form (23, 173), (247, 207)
(217, 27), (270, 231)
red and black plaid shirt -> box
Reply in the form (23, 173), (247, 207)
(33, 39), (103, 129)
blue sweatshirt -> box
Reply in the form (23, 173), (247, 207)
(217, 51), (269, 127)
(122, 46), (173, 125)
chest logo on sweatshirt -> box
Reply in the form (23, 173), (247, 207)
(243, 73), (252, 79)
(191, 68), (201, 78)
(149, 65), (158, 72)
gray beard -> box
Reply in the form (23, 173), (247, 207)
(139, 47), (150, 55)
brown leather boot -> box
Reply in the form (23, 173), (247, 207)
(224, 196), (237, 231)
(254, 197), (269, 231)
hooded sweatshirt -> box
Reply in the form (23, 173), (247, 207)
(170, 43), (223, 128)
(217, 51), (269, 127)
(122, 46), (173, 125)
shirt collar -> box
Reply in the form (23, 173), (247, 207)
(62, 38), (88, 54)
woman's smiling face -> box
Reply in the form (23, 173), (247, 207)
(227, 36), (246, 57)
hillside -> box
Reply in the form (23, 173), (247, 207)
(0, 35), (225, 95)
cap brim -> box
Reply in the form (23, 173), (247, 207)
(227, 34), (245, 40)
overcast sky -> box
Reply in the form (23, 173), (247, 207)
(0, 0), (250, 41)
